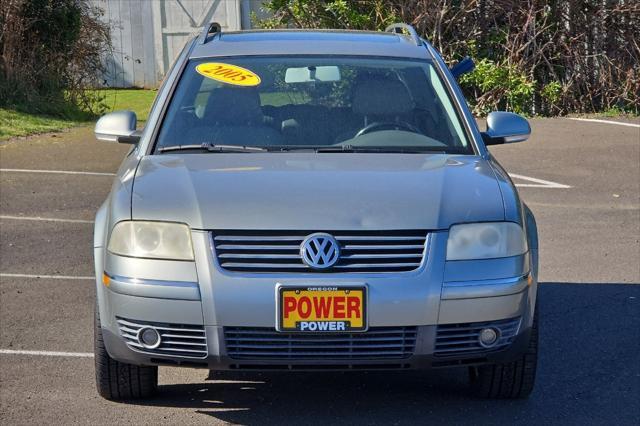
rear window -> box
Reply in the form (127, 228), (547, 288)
(155, 56), (472, 154)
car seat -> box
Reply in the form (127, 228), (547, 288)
(188, 87), (283, 146)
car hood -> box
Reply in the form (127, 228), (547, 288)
(131, 153), (505, 230)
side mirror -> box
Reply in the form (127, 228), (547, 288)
(481, 111), (531, 146)
(94, 110), (140, 144)
(450, 57), (475, 79)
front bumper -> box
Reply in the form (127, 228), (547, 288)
(95, 231), (538, 370)
(101, 321), (534, 371)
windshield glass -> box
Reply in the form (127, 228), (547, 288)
(155, 56), (473, 154)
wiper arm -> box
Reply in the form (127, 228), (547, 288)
(158, 143), (267, 153)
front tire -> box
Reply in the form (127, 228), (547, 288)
(94, 306), (158, 400)
(469, 309), (538, 399)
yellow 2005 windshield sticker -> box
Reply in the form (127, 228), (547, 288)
(195, 62), (261, 86)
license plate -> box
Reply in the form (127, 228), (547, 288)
(277, 286), (367, 332)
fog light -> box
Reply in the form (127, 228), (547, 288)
(478, 327), (499, 348)
(137, 327), (161, 349)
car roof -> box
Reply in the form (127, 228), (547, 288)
(189, 30), (433, 60)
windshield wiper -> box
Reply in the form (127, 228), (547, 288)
(314, 145), (447, 154)
(158, 143), (267, 153)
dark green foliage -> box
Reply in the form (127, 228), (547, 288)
(259, 0), (397, 30)
(0, 0), (111, 117)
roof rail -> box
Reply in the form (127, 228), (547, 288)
(385, 23), (422, 46)
(200, 22), (222, 44)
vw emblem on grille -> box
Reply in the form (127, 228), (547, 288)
(300, 233), (340, 269)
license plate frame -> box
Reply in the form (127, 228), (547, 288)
(276, 285), (368, 333)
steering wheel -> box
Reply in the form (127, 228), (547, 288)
(354, 121), (421, 138)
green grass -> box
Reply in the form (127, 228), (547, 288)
(567, 107), (639, 119)
(0, 89), (157, 141)
(0, 109), (80, 140)
(587, 107), (639, 118)
(97, 89), (157, 121)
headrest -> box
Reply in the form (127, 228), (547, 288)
(204, 87), (264, 125)
(352, 78), (414, 116)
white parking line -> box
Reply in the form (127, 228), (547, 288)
(0, 215), (93, 224)
(566, 118), (640, 128)
(509, 173), (571, 189)
(0, 349), (93, 358)
(0, 168), (115, 176)
(0, 273), (94, 280)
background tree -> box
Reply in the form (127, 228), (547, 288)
(259, 0), (640, 116)
(0, 0), (111, 116)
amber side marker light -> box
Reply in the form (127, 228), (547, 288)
(102, 273), (110, 287)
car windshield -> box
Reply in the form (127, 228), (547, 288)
(155, 56), (473, 154)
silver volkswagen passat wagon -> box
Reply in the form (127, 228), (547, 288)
(93, 23), (539, 400)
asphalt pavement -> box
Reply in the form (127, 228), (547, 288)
(0, 118), (638, 425)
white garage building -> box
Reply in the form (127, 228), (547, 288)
(91, 0), (267, 87)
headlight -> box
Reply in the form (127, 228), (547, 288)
(446, 222), (527, 261)
(107, 221), (194, 261)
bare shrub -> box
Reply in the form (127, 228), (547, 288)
(0, 0), (111, 116)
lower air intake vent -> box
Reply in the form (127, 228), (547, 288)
(435, 317), (521, 357)
(117, 318), (207, 359)
(224, 327), (417, 360)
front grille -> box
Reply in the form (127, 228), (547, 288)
(212, 230), (428, 273)
(434, 317), (521, 357)
(224, 327), (417, 360)
(117, 318), (207, 359)
(229, 363), (411, 371)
